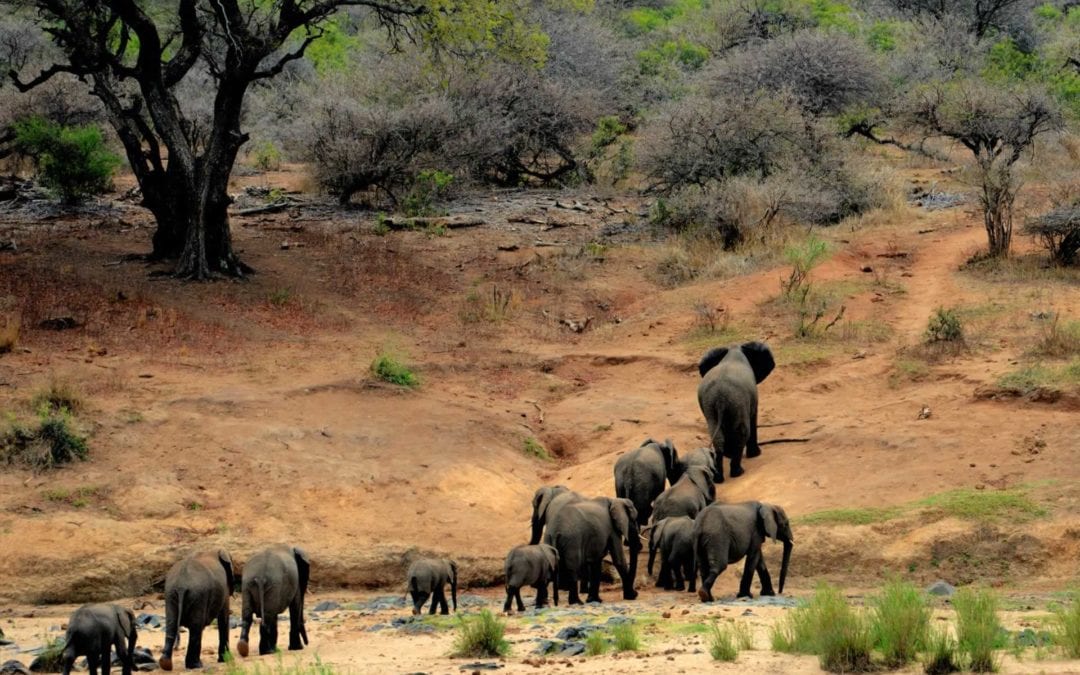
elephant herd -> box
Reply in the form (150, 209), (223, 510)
(55, 340), (788, 674)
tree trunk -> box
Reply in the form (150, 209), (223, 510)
(141, 172), (191, 260)
(979, 161), (1015, 259)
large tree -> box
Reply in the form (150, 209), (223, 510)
(4, 0), (539, 279)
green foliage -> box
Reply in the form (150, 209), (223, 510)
(923, 625), (960, 674)
(13, 117), (121, 203)
(953, 588), (1001, 672)
(591, 116), (627, 154)
(251, 140), (283, 172)
(222, 652), (336, 675)
(611, 623), (641, 652)
(585, 631), (610, 656)
(36, 637), (66, 672)
(622, 0), (706, 35)
(709, 621), (753, 661)
(43, 485), (101, 508)
(372, 213), (391, 236)
(637, 39), (709, 74)
(2, 405), (89, 469)
(781, 235), (829, 299)
(982, 37), (1080, 118)
(1054, 592), (1080, 658)
(871, 578), (930, 667)
(452, 610), (510, 658)
(799, 505), (905, 526)
(303, 14), (363, 74)
(370, 352), (420, 388)
(925, 308), (964, 344)
(867, 20), (900, 52)
(522, 436), (550, 460)
(771, 582), (873, 672)
(917, 488), (1046, 521)
(403, 170), (454, 217)
(807, 0), (858, 33)
(268, 289), (292, 307)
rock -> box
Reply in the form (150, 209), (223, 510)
(555, 626), (598, 641)
(131, 648), (156, 666)
(39, 317), (80, 331)
(661, 612), (671, 619)
(135, 614), (163, 629)
(926, 580), (956, 597)
(0, 638), (13, 647)
(1012, 628), (1053, 648)
(366, 624), (386, 633)
(458, 663), (502, 671)
(533, 640), (561, 655)
(312, 601), (341, 612)
(28, 652), (63, 673)
(605, 616), (633, 626)
(228, 616), (241, 629)
(135, 664), (158, 672)
(557, 643), (586, 657)
(1, 661), (31, 675)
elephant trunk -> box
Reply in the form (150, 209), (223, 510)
(530, 517), (543, 546)
(778, 540), (793, 595)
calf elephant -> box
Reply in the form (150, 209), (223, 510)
(503, 544), (559, 613)
(158, 549), (235, 671)
(529, 486), (583, 545)
(697, 342), (775, 481)
(545, 496), (640, 604)
(237, 545), (310, 657)
(407, 557), (458, 615)
(677, 447), (718, 483)
(693, 501), (793, 602)
(61, 604), (137, 675)
(646, 517), (695, 592)
(614, 438), (679, 527)
(651, 466), (715, 523)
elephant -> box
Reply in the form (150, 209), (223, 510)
(646, 516), (695, 592)
(158, 549), (235, 671)
(544, 496), (640, 604)
(237, 545), (310, 658)
(651, 466), (715, 523)
(697, 342), (775, 481)
(613, 438), (679, 527)
(529, 486), (584, 546)
(406, 558), (458, 615)
(692, 501), (793, 602)
(677, 447), (718, 483)
(503, 544), (559, 613)
(61, 604), (137, 675)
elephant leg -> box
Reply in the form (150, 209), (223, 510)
(288, 598), (303, 651)
(114, 636), (131, 675)
(756, 554), (776, 596)
(586, 561), (603, 604)
(258, 615), (276, 656)
(566, 568), (582, 605)
(657, 558), (670, 589)
(410, 591), (426, 616)
(216, 606), (230, 662)
(60, 650), (75, 675)
(534, 583), (547, 609)
(685, 559), (697, 593)
(88, 653), (100, 675)
(579, 576), (589, 596)
(185, 625), (205, 669)
(428, 590), (438, 615)
(503, 588), (514, 613)
(100, 647), (111, 675)
(160, 601), (179, 670)
(672, 560), (685, 591)
(237, 607), (254, 658)
(698, 564), (724, 603)
(746, 405), (762, 458)
(438, 588), (450, 615)
(737, 551), (759, 599)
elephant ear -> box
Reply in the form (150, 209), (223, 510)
(541, 544), (559, 570)
(217, 549), (236, 594)
(659, 439), (679, 478)
(758, 503), (783, 542)
(293, 547), (311, 595)
(688, 467), (714, 501)
(115, 606), (134, 637)
(640, 437), (657, 448)
(606, 498), (633, 545)
(741, 341), (775, 383)
(649, 518), (668, 549)
(534, 486), (564, 521)
(698, 347), (729, 377)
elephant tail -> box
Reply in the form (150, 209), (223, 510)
(174, 588), (186, 651)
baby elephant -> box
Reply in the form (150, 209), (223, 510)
(503, 544), (559, 613)
(406, 558), (457, 615)
(61, 604), (137, 675)
(237, 545), (310, 658)
(647, 516), (696, 592)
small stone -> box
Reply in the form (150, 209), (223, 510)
(926, 580), (956, 597)
(1, 662), (31, 675)
(661, 612), (671, 619)
(312, 601), (341, 612)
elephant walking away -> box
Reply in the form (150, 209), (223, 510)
(406, 558), (458, 615)
(646, 516), (695, 592)
(158, 549), (235, 671)
(61, 604), (137, 675)
(677, 447), (718, 483)
(693, 501), (793, 602)
(651, 466), (715, 523)
(503, 544), (559, 613)
(237, 545), (310, 657)
(614, 438), (679, 527)
(545, 496), (640, 604)
(530, 486), (584, 545)
(697, 342), (775, 481)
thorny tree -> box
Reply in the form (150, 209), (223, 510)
(3, 1), (435, 279)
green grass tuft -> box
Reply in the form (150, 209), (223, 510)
(31, 380), (83, 414)
(585, 630), (609, 656)
(923, 624), (960, 674)
(709, 621), (752, 661)
(452, 610), (509, 658)
(36, 636), (67, 672)
(522, 436), (550, 460)
(2, 407), (89, 469)
(1053, 591), (1080, 658)
(771, 583), (873, 672)
(798, 506), (905, 526)
(611, 622), (641, 652)
(370, 352), (420, 388)
(953, 587), (1001, 672)
(222, 652), (336, 675)
(871, 578), (930, 667)
(915, 488), (1046, 522)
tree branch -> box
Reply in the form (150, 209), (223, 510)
(8, 62), (94, 92)
(251, 28), (323, 80)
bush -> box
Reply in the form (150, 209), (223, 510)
(925, 308), (964, 344)
(1054, 592), (1080, 658)
(771, 583), (873, 672)
(709, 621), (752, 661)
(871, 578), (930, 667)
(585, 631), (609, 656)
(1024, 205), (1080, 265)
(31, 380), (83, 414)
(402, 170), (454, 217)
(1030, 315), (1080, 358)
(13, 116), (120, 203)
(781, 236), (829, 300)
(611, 623), (641, 652)
(1, 407), (88, 469)
(522, 437), (550, 461)
(452, 610), (509, 658)
(250, 140), (283, 171)
(923, 624), (961, 674)
(370, 352), (420, 388)
(953, 587), (1001, 672)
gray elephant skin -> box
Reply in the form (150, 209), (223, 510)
(529, 486), (583, 546)
(677, 447), (718, 483)
(647, 516), (696, 592)
(237, 545), (310, 657)
(406, 558), (458, 615)
(651, 465), (715, 523)
(613, 438), (679, 526)
(158, 549), (235, 671)
(503, 544), (559, 612)
(61, 604), (136, 675)
(697, 342), (775, 481)
(692, 501), (793, 602)
(545, 496), (640, 604)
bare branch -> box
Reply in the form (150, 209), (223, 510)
(251, 27), (324, 80)
(9, 62), (93, 92)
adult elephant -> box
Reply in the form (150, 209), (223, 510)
(646, 516), (695, 592)
(614, 438), (679, 527)
(61, 604), (137, 675)
(545, 496), (640, 604)
(692, 501), (793, 602)
(651, 466), (715, 523)
(158, 549), (235, 671)
(503, 544), (559, 613)
(529, 486), (584, 546)
(677, 447), (718, 483)
(697, 342), (775, 481)
(237, 545), (310, 657)
(406, 557), (458, 615)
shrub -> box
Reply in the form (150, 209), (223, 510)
(522, 437), (550, 461)
(611, 623), (641, 652)
(953, 587), (1001, 672)
(771, 583), (873, 672)
(781, 236), (829, 300)
(402, 170), (454, 217)
(13, 116), (120, 203)
(585, 630), (609, 656)
(370, 352), (420, 388)
(250, 140), (283, 172)
(1054, 592), (1080, 658)
(2, 407), (89, 469)
(925, 308), (964, 344)
(452, 610), (509, 658)
(709, 621), (752, 661)
(871, 578), (930, 667)
(923, 624), (961, 674)
(31, 380), (83, 414)
(36, 637), (66, 671)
